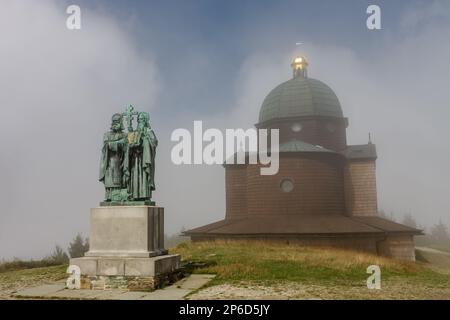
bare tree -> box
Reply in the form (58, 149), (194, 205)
(47, 245), (69, 264)
(402, 213), (418, 228)
(430, 219), (450, 244)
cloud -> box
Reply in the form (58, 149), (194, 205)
(216, 14), (450, 229)
(152, 11), (450, 238)
(400, 0), (450, 31)
(0, 0), (159, 259)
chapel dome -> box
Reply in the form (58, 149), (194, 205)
(258, 56), (343, 123)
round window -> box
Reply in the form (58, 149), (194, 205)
(280, 179), (294, 193)
(291, 123), (302, 132)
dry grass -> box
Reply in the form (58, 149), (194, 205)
(0, 265), (67, 299)
(174, 240), (420, 273)
(0, 259), (62, 273)
(1, 242), (448, 300)
(171, 240), (450, 299)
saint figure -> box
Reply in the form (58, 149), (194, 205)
(99, 113), (129, 201)
(127, 112), (158, 200)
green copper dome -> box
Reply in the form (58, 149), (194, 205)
(279, 139), (335, 153)
(258, 60), (343, 123)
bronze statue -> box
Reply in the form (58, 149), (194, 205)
(127, 111), (158, 201)
(99, 106), (157, 205)
(99, 113), (128, 202)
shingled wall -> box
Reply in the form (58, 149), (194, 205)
(344, 160), (378, 216)
(377, 234), (416, 261)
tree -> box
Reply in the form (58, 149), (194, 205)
(379, 210), (397, 221)
(430, 219), (450, 244)
(388, 211), (396, 222)
(47, 245), (69, 264)
(378, 209), (387, 218)
(402, 213), (417, 228)
(68, 233), (89, 258)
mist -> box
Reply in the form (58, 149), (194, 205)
(1, 0), (449, 260)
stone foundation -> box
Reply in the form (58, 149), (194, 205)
(79, 272), (183, 291)
(71, 254), (181, 291)
(70, 205), (181, 291)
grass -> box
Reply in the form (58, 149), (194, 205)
(172, 241), (420, 284)
(0, 265), (68, 298)
(0, 259), (63, 273)
(171, 241), (450, 299)
(427, 244), (450, 253)
(416, 249), (450, 275)
(1, 241), (449, 299)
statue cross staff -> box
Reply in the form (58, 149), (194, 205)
(123, 105), (138, 132)
(295, 41), (305, 53)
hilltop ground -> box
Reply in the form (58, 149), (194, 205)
(172, 241), (450, 299)
(1, 241), (449, 299)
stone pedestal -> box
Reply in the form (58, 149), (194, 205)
(85, 206), (167, 257)
(70, 206), (181, 291)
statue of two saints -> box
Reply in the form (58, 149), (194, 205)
(99, 106), (157, 204)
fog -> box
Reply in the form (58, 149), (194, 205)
(1, 1), (449, 259)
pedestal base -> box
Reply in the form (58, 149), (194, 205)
(86, 206), (165, 257)
(70, 255), (181, 291)
(70, 205), (181, 291)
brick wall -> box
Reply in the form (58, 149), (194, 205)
(225, 165), (248, 218)
(225, 153), (346, 218)
(344, 160), (378, 216)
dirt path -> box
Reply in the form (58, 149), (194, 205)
(188, 280), (450, 300)
(416, 247), (450, 256)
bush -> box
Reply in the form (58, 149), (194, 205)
(0, 258), (61, 273)
(0, 242), (75, 273)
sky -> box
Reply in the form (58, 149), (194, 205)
(0, 0), (450, 259)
